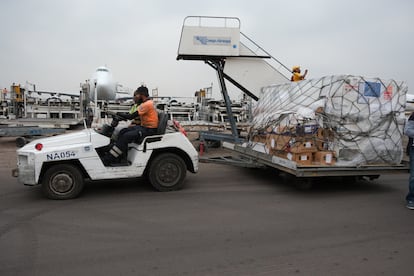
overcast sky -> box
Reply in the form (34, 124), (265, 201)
(1, 0), (413, 100)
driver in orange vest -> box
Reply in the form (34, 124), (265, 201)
(103, 86), (159, 165)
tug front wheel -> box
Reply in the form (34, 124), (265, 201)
(41, 164), (84, 200)
(148, 153), (186, 192)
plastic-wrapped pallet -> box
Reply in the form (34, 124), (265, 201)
(250, 75), (408, 166)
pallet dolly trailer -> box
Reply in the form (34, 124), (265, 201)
(221, 141), (409, 176)
(200, 141), (409, 188)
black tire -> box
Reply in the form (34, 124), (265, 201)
(148, 153), (187, 192)
(41, 164), (85, 199)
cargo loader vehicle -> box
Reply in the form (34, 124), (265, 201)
(177, 16), (409, 186)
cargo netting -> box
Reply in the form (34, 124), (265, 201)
(248, 75), (408, 166)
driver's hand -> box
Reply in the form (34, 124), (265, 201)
(110, 120), (119, 127)
(116, 112), (128, 119)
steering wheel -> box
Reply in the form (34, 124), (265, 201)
(106, 110), (125, 122)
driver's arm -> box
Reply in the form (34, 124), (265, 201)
(117, 111), (138, 120)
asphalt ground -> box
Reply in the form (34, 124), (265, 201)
(0, 136), (413, 275)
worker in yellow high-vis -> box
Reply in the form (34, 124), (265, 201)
(291, 66), (308, 82)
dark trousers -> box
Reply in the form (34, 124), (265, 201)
(115, 126), (157, 154)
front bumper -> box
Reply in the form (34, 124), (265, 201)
(12, 164), (37, 185)
(14, 152), (37, 185)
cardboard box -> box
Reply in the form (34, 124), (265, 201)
(276, 125), (294, 135)
(274, 151), (313, 166)
(317, 128), (335, 140)
(287, 152), (313, 166)
(315, 139), (326, 150)
(266, 134), (292, 151)
(313, 151), (336, 165)
(315, 140), (336, 151)
(251, 135), (267, 144)
(289, 140), (317, 153)
(270, 149), (285, 158)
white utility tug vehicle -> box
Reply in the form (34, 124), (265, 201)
(12, 112), (199, 199)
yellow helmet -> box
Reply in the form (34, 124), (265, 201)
(292, 66), (300, 71)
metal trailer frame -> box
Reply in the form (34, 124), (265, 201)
(218, 142), (409, 178)
(0, 126), (65, 137)
(200, 154), (266, 169)
(0, 126), (66, 147)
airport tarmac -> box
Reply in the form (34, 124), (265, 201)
(0, 136), (413, 275)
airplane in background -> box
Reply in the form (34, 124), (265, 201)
(88, 66), (131, 102)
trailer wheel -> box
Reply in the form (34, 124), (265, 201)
(148, 153), (186, 192)
(41, 164), (84, 200)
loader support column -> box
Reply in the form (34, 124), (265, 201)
(214, 59), (240, 143)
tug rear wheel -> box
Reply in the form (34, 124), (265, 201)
(148, 153), (186, 192)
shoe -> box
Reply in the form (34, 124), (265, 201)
(406, 201), (414, 210)
(110, 158), (129, 167)
(102, 153), (117, 166)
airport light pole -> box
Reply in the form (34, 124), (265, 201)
(24, 81), (36, 118)
(94, 79), (98, 123)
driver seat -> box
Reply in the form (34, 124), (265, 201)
(156, 111), (169, 135)
(135, 111), (168, 144)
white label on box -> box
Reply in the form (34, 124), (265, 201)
(287, 153), (293, 160)
(325, 153), (332, 163)
(305, 142), (312, 148)
(271, 138), (275, 148)
(300, 155), (308, 161)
